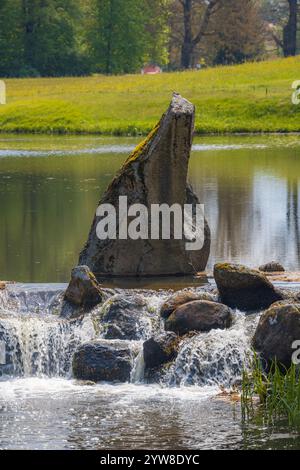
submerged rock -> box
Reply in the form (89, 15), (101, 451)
(214, 263), (283, 311)
(165, 300), (232, 336)
(160, 290), (216, 320)
(259, 262), (285, 273)
(72, 340), (135, 383)
(100, 294), (153, 340)
(79, 93), (210, 278)
(64, 266), (103, 307)
(143, 332), (179, 369)
(252, 303), (300, 370)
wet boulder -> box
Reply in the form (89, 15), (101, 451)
(72, 340), (135, 383)
(100, 294), (153, 340)
(160, 290), (217, 320)
(79, 93), (210, 278)
(214, 263), (283, 311)
(165, 300), (232, 336)
(64, 266), (103, 307)
(252, 303), (300, 370)
(259, 262), (285, 273)
(143, 332), (179, 369)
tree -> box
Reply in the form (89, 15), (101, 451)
(0, 0), (24, 77)
(143, 0), (170, 67)
(87, 0), (169, 74)
(180, 0), (221, 69)
(212, 0), (264, 65)
(283, 0), (298, 56)
(261, 0), (299, 56)
(21, 0), (85, 76)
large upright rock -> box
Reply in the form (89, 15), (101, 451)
(79, 94), (210, 278)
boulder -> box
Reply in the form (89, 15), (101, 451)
(214, 263), (283, 311)
(100, 294), (152, 340)
(79, 93), (210, 278)
(143, 332), (179, 369)
(165, 300), (232, 336)
(160, 290), (216, 319)
(252, 303), (300, 370)
(64, 266), (103, 307)
(259, 262), (285, 273)
(72, 340), (135, 383)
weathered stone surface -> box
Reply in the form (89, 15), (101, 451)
(252, 304), (300, 370)
(165, 300), (232, 336)
(72, 340), (134, 383)
(143, 332), (179, 369)
(214, 263), (283, 311)
(79, 93), (210, 278)
(160, 290), (216, 319)
(100, 294), (152, 340)
(64, 266), (103, 307)
(259, 262), (285, 273)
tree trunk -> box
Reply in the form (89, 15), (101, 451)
(283, 0), (298, 57)
(181, 0), (193, 69)
(106, 0), (115, 74)
(22, 0), (35, 66)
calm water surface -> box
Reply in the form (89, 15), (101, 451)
(0, 133), (299, 282)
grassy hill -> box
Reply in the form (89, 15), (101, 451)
(1, 56), (300, 135)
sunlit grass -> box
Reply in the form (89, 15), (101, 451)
(1, 56), (300, 134)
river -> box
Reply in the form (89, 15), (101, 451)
(0, 134), (299, 450)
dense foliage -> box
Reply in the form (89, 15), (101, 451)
(0, 0), (298, 77)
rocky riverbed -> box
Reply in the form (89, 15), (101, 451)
(1, 262), (299, 387)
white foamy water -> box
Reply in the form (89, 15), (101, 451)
(166, 314), (257, 387)
(0, 284), (257, 386)
(0, 315), (96, 377)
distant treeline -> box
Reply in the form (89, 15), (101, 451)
(0, 0), (298, 77)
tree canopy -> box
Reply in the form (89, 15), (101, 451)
(0, 0), (298, 77)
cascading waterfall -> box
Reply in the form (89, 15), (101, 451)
(165, 315), (256, 387)
(0, 285), (96, 378)
(0, 315), (95, 377)
(0, 284), (257, 387)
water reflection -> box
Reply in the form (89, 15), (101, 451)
(0, 134), (299, 282)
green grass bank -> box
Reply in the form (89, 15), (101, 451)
(1, 56), (300, 135)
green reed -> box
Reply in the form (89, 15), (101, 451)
(241, 352), (300, 426)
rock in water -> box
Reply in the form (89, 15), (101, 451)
(258, 261), (285, 273)
(100, 294), (152, 340)
(65, 265), (103, 307)
(143, 332), (179, 369)
(252, 303), (300, 370)
(214, 263), (283, 311)
(160, 290), (217, 319)
(165, 300), (232, 336)
(72, 340), (135, 383)
(79, 94), (210, 278)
